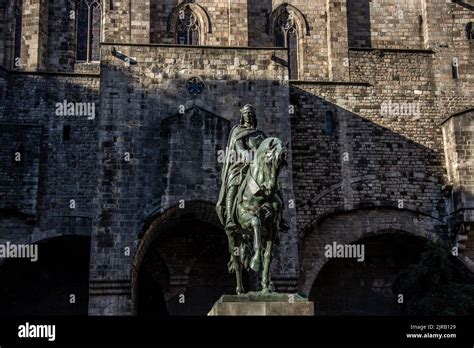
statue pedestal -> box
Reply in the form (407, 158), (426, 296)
(207, 293), (314, 316)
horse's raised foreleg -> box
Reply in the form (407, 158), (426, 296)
(250, 217), (262, 272)
(226, 229), (244, 294)
(261, 239), (273, 292)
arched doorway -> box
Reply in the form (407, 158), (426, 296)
(309, 232), (426, 315)
(136, 248), (169, 316)
(0, 235), (91, 315)
(134, 202), (242, 316)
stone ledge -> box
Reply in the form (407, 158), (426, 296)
(101, 42), (288, 51)
(349, 47), (435, 54)
(289, 80), (372, 87)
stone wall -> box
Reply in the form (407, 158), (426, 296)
(2, 0), (472, 81)
(102, 0), (131, 43)
(442, 109), (474, 264)
(2, 0), (16, 69)
(46, 0), (75, 71)
(0, 124), (42, 216)
(2, 0), (353, 80)
(0, 0), (5, 66)
(0, 0), (473, 316)
(290, 34), (473, 291)
(89, 43), (298, 314)
(148, 0), (245, 46)
(247, 0), (271, 47)
(0, 66), (7, 111)
(19, 0), (48, 70)
(424, 0), (473, 95)
(275, 0), (330, 80)
(347, 0), (425, 49)
(0, 70), (100, 244)
(290, 81), (447, 230)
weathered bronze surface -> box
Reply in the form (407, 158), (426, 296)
(216, 104), (287, 294)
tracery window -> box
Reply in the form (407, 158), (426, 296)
(76, 0), (102, 62)
(275, 6), (299, 79)
(176, 6), (200, 45)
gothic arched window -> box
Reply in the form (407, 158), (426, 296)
(467, 22), (474, 42)
(13, 0), (23, 68)
(176, 6), (200, 45)
(76, 0), (102, 62)
(275, 6), (299, 79)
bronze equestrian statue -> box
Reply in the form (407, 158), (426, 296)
(216, 104), (287, 294)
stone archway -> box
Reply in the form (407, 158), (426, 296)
(132, 201), (239, 316)
(298, 207), (445, 295)
(309, 232), (426, 315)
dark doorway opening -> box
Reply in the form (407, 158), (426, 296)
(136, 217), (244, 316)
(309, 233), (425, 315)
(0, 235), (91, 315)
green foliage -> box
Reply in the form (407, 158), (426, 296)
(393, 242), (474, 315)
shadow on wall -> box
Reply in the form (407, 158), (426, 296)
(0, 69), (100, 315)
(290, 85), (446, 224)
(0, 236), (91, 316)
(150, 0), (179, 44)
(310, 232), (426, 315)
(0, 70), (100, 232)
(0, 44), (289, 314)
(134, 202), (244, 317)
(310, 231), (474, 315)
(247, 0), (273, 47)
(289, 85), (457, 314)
(347, 0), (372, 48)
(0, 50), (457, 316)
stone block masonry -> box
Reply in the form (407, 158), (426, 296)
(0, 0), (472, 316)
(88, 44), (299, 314)
(0, 70), (100, 243)
(442, 110), (474, 262)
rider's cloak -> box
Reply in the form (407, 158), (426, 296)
(216, 124), (266, 226)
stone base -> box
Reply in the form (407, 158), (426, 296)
(208, 293), (314, 316)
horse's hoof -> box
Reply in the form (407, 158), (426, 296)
(236, 287), (244, 295)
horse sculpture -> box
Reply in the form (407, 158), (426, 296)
(225, 137), (287, 294)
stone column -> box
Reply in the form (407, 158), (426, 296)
(130, 0), (150, 44)
(326, 0), (350, 81)
(20, 0), (48, 70)
(102, 0), (132, 43)
(228, 0), (248, 46)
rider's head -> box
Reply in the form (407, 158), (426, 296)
(240, 104), (257, 129)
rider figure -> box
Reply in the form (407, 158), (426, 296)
(216, 104), (267, 231)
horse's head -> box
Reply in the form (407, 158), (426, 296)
(252, 137), (288, 196)
(263, 137), (288, 172)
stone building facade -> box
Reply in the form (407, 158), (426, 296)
(0, 0), (472, 316)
